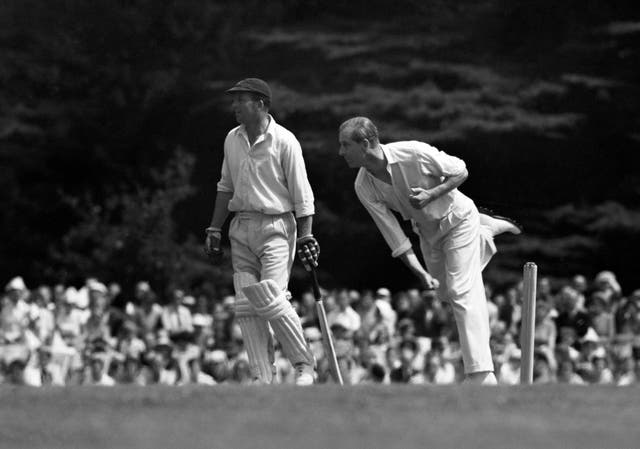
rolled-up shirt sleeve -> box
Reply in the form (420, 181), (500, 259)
(282, 138), (315, 217)
(355, 179), (412, 258)
(418, 143), (466, 178)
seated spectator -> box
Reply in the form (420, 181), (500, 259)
(420, 290), (452, 340)
(571, 274), (589, 308)
(575, 327), (602, 378)
(411, 350), (456, 385)
(533, 299), (557, 371)
(1, 277), (30, 345)
(554, 285), (591, 340)
(498, 348), (521, 385)
(537, 276), (553, 304)
(350, 346), (380, 384)
(532, 349), (555, 384)
(589, 347), (614, 384)
(83, 348), (115, 386)
(357, 290), (378, 335)
(191, 295), (214, 347)
(327, 288), (361, 338)
(593, 270), (622, 304)
(304, 326), (325, 367)
(297, 291), (319, 328)
(362, 362), (387, 384)
(172, 331), (201, 385)
(211, 298), (234, 352)
(556, 358), (585, 385)
(505, 286), (522, 335)
(329, 322), (357, 385)
(148, 330), (178, 385)
(128, 281), (163, 338)
(614, 289), (640, 337)
(84, 282), (117, 347)
(202, 347), (230, 384)
(373, 288), (396, 337)
(363, 306), (391, 357)
(392, 291), (412, 323)
(585, 291), (615, 343)
(231, 359), (253, 385)
(389, 339), (419, 383)
(161, 288), (194, 338)
(615, 356), (637, 386)
(28, 286), (56, 345)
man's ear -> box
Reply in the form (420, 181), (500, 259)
(361, 138), (370, 150)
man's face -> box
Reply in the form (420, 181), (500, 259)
(338, 129), (366, 168)
(231, 92), (260, 124)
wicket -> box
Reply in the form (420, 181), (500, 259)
(520, 262), (537, 385)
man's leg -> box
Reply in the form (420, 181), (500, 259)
(426, 211), (496, 383)
(229, 216), (276, 384)
(233, 272), (276, 384)
(242, 280), (315, 385)
(479, 212), (522, 235)
(246, 213), (315, 385)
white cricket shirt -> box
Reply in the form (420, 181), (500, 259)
(217, 115), (315, 218)
(354, 141), (468, 257)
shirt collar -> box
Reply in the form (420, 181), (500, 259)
(236, 114), (276, 140)
(379, 143), (399, 165)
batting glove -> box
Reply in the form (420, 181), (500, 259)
(205, 227), (224, 265)
(297, 235), (320, 271)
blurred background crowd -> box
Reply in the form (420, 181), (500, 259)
(1, 268), (638, 387)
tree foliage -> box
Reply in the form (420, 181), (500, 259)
(1, 0), (639, 291)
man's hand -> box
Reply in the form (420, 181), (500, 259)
(204, 228), (224, 264)
(408, 187), (435, 209)
(297, 235), (320, 271)
(419, 272), (440, 291)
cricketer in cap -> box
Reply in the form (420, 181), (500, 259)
(338, 116), (521, 385)
(204, 77), (319, 385)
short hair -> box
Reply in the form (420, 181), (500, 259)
(339, 116), (379, 145)
(250, 92), (271, 109)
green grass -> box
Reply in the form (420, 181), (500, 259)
(1, 385), (639, 449)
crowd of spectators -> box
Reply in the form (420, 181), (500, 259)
(1, 270), (639, 386)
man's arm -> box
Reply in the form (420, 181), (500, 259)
(296, 215), (319, 270)
(409, 168), (468, 209)
(208, 191), (233, 230)
(296, 215), (313, 238)
(398, 249), (439, 290)
(204, 191), (232, 259)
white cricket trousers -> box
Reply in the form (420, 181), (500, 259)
(416, 203), (496, 374)
(229, 211), (313, 381)
(230, 211), (296, 286)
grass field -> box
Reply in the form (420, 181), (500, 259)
(1, 385), (639, 449)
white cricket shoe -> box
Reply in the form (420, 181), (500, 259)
(294, 363), (315, 386)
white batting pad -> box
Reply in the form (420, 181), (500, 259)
(243, 280), (314, 367)
(233, 273), (275, 383)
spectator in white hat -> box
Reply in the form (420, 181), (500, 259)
(55, 287), (82, 332)
(594, 270), (622, 303)
(3, 276), (30, 325)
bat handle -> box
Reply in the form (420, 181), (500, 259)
(310, 267), (321, 300)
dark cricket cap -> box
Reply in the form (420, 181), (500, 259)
(226, 78), (271, 100)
